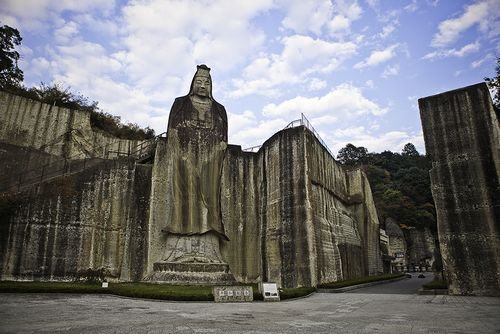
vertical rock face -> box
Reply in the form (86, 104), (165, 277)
(404, 227), (436, 269)
(259, 127), (314, 287)
(1, 90), (383, 287)
(419, 82), (500, 296)
(220, 146), (261, 283)
(219, 127), (381, 287)
(0, 160), (151, 282)
(386, 218), (407, 271)
(0, 91), (144, 160)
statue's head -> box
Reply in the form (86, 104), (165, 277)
(190, 64), (212, 98)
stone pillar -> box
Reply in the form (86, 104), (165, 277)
(419, 82), (500, 296)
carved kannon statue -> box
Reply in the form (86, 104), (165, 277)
(162, 64), (228, 264)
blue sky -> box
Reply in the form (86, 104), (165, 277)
(1, 0), (498, 154)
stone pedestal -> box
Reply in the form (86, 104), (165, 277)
(145, 232), (236, 284)
(145, 261), (236, 285)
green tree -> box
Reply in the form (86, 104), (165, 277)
(484, 57), (499, 110)
(337, 143), (368, 166)
(401, 143), (419, 156)
(0, 25), (23, 89)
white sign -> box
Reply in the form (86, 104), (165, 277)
(101, 282), (109, 288)
(262, 283), (280, 301)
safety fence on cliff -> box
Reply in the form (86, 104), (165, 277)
(0, 132), (167, 193)
(243, 113), (334, 157)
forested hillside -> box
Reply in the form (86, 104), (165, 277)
(337, 143), (435, 232)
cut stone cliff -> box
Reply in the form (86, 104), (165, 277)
(0, 92), (383, 287)
(419, 82), (500, 296)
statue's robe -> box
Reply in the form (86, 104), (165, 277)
(164, 95), (228, 240)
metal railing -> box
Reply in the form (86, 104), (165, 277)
(242, 113), (334, 157)
(0, 131), (167, 193)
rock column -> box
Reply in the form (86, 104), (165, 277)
(419, 83), (500, 296)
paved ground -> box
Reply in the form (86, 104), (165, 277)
(1, 274), (499, 333)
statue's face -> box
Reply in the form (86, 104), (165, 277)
(192, 76), (211, 97)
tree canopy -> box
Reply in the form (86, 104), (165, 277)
(337, 143), (435, 231)
(484, 57), (500, 110)
(336, 143), (368, 166)
(0, 25), (23, 89)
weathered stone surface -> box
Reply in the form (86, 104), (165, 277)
(0, 159), (151, 282)
(386, 218), (407, 271)
(0, 91), (145, 159)
(403, 227), (436, 270)
(220, 145), (261, 283)
(146, 65), (235, 284)
(419, 82), (500, 296)
(1, 74), (383, 288)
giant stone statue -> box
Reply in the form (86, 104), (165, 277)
(150, 65), (235, 283)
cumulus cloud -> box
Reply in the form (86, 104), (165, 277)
(120, 0), (273, 90)
(422, 42), (480, 60)
(431, 1), (497, 47)
(354, 44), (398, 69)
(280, 0), (333, 34)
(308, 78), (327, 91)
(230, 35), (357, 97)
(262, 83), (387, 119)
(329, 126), (424, 153)
(0, 0), (115, 30)
(328, 0), (363, 34)
(280, 0), (362, 35)
(229, 117), (289, 148)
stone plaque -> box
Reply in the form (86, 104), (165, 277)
(213, 286), (253, 303)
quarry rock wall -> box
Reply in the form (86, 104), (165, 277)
(220, 146), (261, 283)
(419, 82), (500, 296)
(0, 91), (144, 160)
(404, 227), (437, 268)
(0, 159), (151, 282)
(0, 91), (382, 287)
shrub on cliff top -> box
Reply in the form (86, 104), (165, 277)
(3, 82), (155, 140)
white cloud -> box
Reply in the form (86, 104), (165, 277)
(308, 78), (327, 91)
(329, 15), (351, 32)
(329, 126), (424, 153)
(328, 0), (363, 34)
(366, 0), (379, 9)
(120, 0), (273, 90)
(422, 42), (480, 60)
(262, 83), (387, 120)
(227, 110), (256, 140)
(311, 114), (338, 125)
(0, 0), (115, 30)
(471, 53), (494, 68)
(54, 21), (79, 43)
(431, 1), (496, 47)
(280, 0), (362, 35)
(365, 79), (374, 88)
(379, 24), (396, 38)
(280, 0), (333, 34)
(381, 64), (399, 78)
(354, 44), (398, 69)
(231, 35), (357, 97)
(230, 117), (289, 147)
(404, 1), (418, 13)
